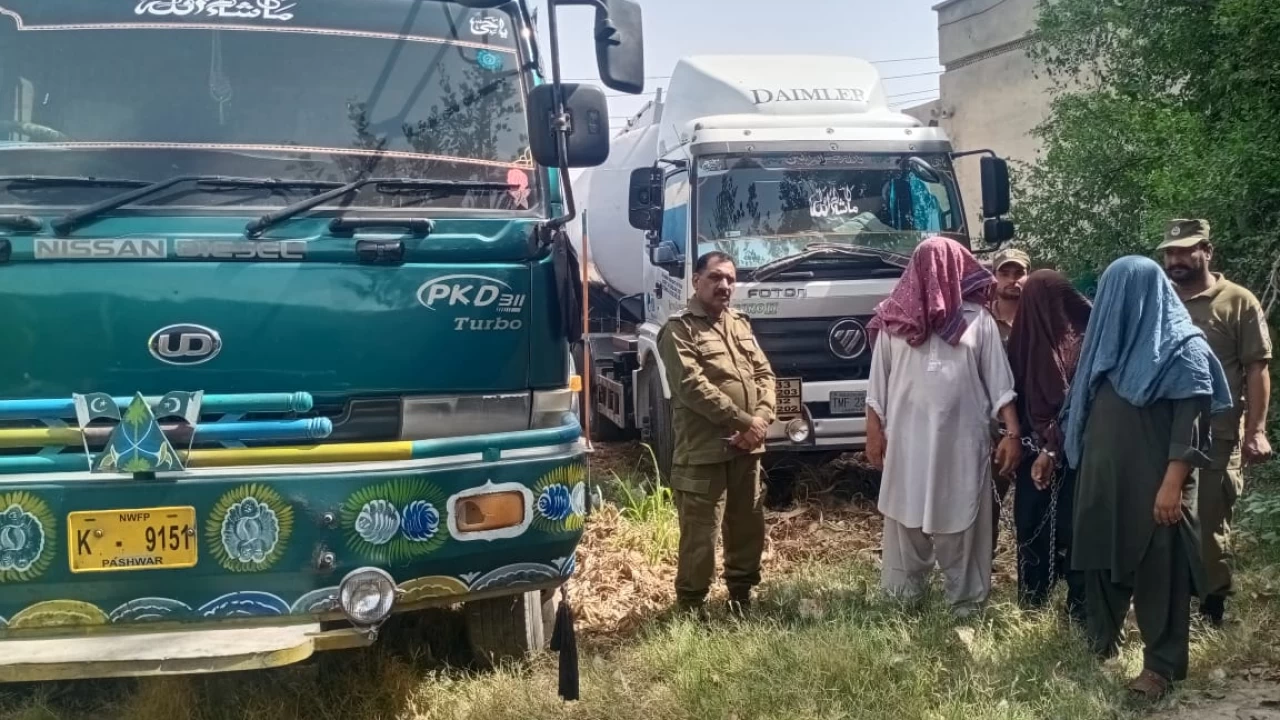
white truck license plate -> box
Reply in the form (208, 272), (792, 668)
(830, 390), (866, 416)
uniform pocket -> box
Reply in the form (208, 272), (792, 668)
(670, 464), (718, 495)
(696, 340), (728, 359)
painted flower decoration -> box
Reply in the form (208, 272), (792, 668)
(0, 503), (44, 573)
(536, 484), (572, 522)
(355, 499), (401, 546)
(220, 497), (281, 565)
(401, 500), (440, 543)
(570, 483), (586, 517)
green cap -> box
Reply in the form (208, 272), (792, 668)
(1158, 219), (1211, 250)
(991, 248), (1031, 271)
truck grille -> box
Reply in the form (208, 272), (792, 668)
(751, 316), (874, 383)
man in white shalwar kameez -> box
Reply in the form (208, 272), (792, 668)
(865, 237), (1022, 616)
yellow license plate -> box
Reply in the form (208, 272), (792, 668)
(67, 506), (198, 573)
(776, 377), (803, 418)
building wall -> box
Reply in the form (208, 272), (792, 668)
(933, 0), (1055, 233)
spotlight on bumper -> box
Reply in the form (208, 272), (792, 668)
(785, 416), (812, 443)
(339, 567), (397, 626)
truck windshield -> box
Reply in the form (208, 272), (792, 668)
(693, 152), (961, 268)
(0, 0), (537, 212)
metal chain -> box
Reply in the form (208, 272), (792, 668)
(996, 432), (1063, 590)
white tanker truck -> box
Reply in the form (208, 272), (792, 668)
(570, 54), (1014, 482)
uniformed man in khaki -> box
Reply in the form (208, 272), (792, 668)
(1162, 219), (1273, 626)
(987, 248), (1031, 554)
(657, 251), (777, 616)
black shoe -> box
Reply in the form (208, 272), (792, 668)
(727, 597), (752, 618)
(1199, 594), (1225, 627)
(676, 597), (710, 620)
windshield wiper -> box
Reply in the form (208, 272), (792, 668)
(0, 175), (151, 190)
(750, 242), (911, 282)
(195, 178), (345, 191)
(50, 176), (353, 236)
(245, 178), (516, 238)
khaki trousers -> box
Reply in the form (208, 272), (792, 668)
(1199, 443), (1244, 597)
(671, 456), (766, 604)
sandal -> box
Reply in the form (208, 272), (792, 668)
(1127, 669), (1171, 702)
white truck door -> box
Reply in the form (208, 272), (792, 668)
(644, 168), (691, 326)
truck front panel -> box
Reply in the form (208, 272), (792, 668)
(0, 0), (590, 678)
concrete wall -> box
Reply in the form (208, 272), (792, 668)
(933, 0), (1055, 233)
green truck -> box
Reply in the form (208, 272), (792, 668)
(0, 0), (643, 681)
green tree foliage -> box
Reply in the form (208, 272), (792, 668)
(1015, 0), (1280, 311)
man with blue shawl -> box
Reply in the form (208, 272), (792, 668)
(1061, 256), (1232, 701)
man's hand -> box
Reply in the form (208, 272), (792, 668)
(1243, 430), (1273, 466)
(866, 428), (886, 469)
(994, 436), (1022, 477)
(1153, 481), (1183, 526)
(730, 417), (770, 451)
(1031, 452), (1054, 490)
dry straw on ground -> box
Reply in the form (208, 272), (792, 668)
(571, 445), (1022, 644)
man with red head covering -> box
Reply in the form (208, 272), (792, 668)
(866, 237), (1022, 616)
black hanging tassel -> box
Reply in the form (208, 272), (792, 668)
(550, 588), (579, 701)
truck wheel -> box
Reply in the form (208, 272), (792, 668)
(646, 369), (675, 484)
(464, 589), (558, 667)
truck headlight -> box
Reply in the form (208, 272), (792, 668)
(399, 380), (582, 440)
(532, 378), (580, 430)
(786, 416), (812, 443)
(400, 393), (530, 440)
(339, 567), (397, 626)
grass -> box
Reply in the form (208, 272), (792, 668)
(604, 444), (679, 565)
(3, 461), (1279, 720)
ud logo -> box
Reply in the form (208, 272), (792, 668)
(149, 324), (222, 365)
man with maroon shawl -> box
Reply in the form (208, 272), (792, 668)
(1005, 270), (1091, 622)
(866, 237), (1022, 616)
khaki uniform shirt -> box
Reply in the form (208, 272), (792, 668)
(987, 300), (1015, 346)
(1182, 274), (1273, 446)
(657, 298), (777, 465)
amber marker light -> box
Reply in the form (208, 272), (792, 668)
(455, 491), (526, 533)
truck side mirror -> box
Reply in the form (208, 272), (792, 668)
(650, 240), (682, 266)
(628, 167), (663, 231)
(527, 84), (611, 169)
(556, 0), (645, 94)
(593, 0), (644, 95)
(984, 218), (1015, 245)
(980, 156), (1011, 218)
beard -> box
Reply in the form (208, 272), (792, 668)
(1166, 264), (1199, 284)
(997, 286), (1022, 301)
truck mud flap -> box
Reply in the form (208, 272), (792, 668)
(594, 373), (627, 428)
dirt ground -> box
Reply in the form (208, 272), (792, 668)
(1156, 681), (1280, 719)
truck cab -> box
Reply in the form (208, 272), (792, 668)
(0, 0), (642, 682)
(577, 55), (1010, 480)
